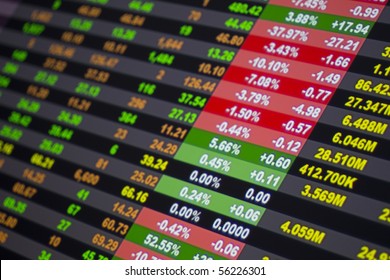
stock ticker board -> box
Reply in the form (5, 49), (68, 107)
(0, 0), (389, 260)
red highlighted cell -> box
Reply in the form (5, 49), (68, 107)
(115, 240), (172, 260)
(223, 65), (336, 102)
(242, 36), (356, 70)
(203, 96), (316, 137)
(250, 20), (365, 54)
(270, 0), (385, 20)
(194, 111), (307, 155)
(233, 50), (346, 87)
(211, 80), (327, 121)
(136, 208), (245, 259)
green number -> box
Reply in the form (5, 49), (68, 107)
(67, 204), (82, 216)
(76, 189), (90, 201)
(38, 250), (52, 260)
(12, 50), (28, 62)
(110, 144), (119, 156)
(52, 0), (62, 10)
(2, 62), (19, 75)
(57, 219), (72, 231)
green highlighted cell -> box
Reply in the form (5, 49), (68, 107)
(261, 5), (373, 38)
(126, 224), (226, 260)
(175, 143), (286, 190)
(155, 176), (265, 225)
(183, 128), (295, 172)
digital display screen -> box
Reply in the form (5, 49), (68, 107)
(0, 0), (389, 260)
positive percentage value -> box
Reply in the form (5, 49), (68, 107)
(200, 154), (231, 172)
(286, 12), (318, 26)
(179, 186), (212, 206)
(209, 137), (241, 156)
(143, 234), (181, 257)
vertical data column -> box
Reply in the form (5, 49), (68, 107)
(272, 0), (390, 259)
(112, 0), (269, 260)
(175, 0), (389, 259)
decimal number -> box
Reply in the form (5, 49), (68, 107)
(345, 96), (390, 117)
(61, 31), (84, 45)
(140, 154), (168, 171)
(299, 164), (357, 189)
(101, 217), (129, 236)
(23, 168), (46, 184)
(26, 85), (49, 99)
(121, 186), (149, 203)
(301, 184), (346, 208)
(91, 233), (119, 252)
(130, 170), (159, 188)
(30, 153), (55, 170)
(178, 92), (207, 109)
(160, 124), (187, 139)
(84, 68), (110, 83)
(280, 220), (326, 244)
(168, 108), (197, 124)
(12, 182), (37, 199)
(103, 41), (127, 55)
(77, 5), (102, 18)
(112, 202), (139, 219)
(149, 139), (178, 155)
(314, 147), (367, 171)
(332, 132), (377, 153)
(0, 212), (18, 228)
(43, 57), (67, 72)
